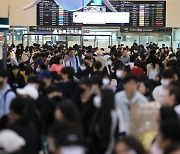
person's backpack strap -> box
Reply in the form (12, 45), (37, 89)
(75, 56), (80, 70)
(3, 90), (15, 114)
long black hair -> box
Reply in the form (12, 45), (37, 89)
(55, 100), (83, 138)
(89, 89), (115, 149)
(10, 97), (31, 125)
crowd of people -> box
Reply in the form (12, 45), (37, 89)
(0, 42), (180, 154)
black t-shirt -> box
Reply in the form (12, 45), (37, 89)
(74, 95), (96, 140)
(9, 120), (38, 154)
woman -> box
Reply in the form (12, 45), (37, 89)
(138, 80), (153, 101)
(103, 57), (115, 77)
(21, 48), (30, 63)
(50, 56), (64, 75)
(147, 56), (160, 80)
(114, 136), (147, 154)
(131, 59), (144, 77)
(88, 89), (118, 154)
(54, 100), (83, 136)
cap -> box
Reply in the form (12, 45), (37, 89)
(38, 70), (52, 79)
(0, 129), (25, 153)
(16, 84), (39, 100)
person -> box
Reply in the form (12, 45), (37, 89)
(152, 69), (174, 104)
(95, 49), (105, 71)
(74, 78), (95, 142)
(88, 89), (118, 154)
(138, 80), (153, 101)
(151, 106), (179, 154)
(147, 56), (160, 80)
(59, 67), (78, 100)
(115, 75), (148, 134)
(7, 51), (18, 68)
(103, 57), (115, 77)
(101, 74), (116, 92)
(8, 97), (39, 154)
(91, 76), (102, 96)
(38, 69), (52, 90)
(120, 48), (130, 66)
(47, 122), (85, 154)
(8, 65), (25, 91)
(92, 61), (103, 77)
(76, 62), (91, 79)
(115, 66), (128, 92)
(156, 119), (180, 154)
(63, 54), (73, 67)
(114, 136), (147, 154)
(163, 84), (180, 107)
(0, 69), (16, 116)
(68, 48), (80, 73)
(55, 100), (83, 137)
(131, 59), (144, 76)
(0, 129), (25, 154)
(21, 49), (30, 63)
(50, 56), (64, 75)
(164, 143), (180, 154)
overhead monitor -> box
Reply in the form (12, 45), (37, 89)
(37, 0), (166, 27)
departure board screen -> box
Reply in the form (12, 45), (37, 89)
(37, 0), (166, 27)
(37, 0), (81, 26)
(110, 1), (166, 27)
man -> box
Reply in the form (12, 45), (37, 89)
(68, 48), (80, 73)
(115, 75), (148, 134)
(120, 48), (130, 66)
(152, 69), (174, 104)
(0, 69), (16, 116)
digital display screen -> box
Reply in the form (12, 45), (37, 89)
(37, 0), (166, 27)
(112, 1), (166, 27)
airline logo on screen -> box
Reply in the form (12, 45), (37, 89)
(23, 0), (117, 12)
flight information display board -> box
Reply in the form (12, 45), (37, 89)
(37, 0), (166, 27)
(37, 0), (80, 26)
(111, 1), (166, 27)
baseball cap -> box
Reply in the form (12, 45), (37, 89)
(0, 129), (25, 153)
(38, 70), (52, 79)
(16, 84), (39, 100)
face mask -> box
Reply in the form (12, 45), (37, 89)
(36, 68), (40, 73)
(93, 96), (101, 109)
(107, 61), (112, 65)
(0, 80), (3, 88)
(80, 65), (86, 71)
(60, 146), (85, 154)
(102, 78), (110, 86)
(161, 79), (169, 87)
(116, 70), (123, 78)
(134, 50), (138, 53)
